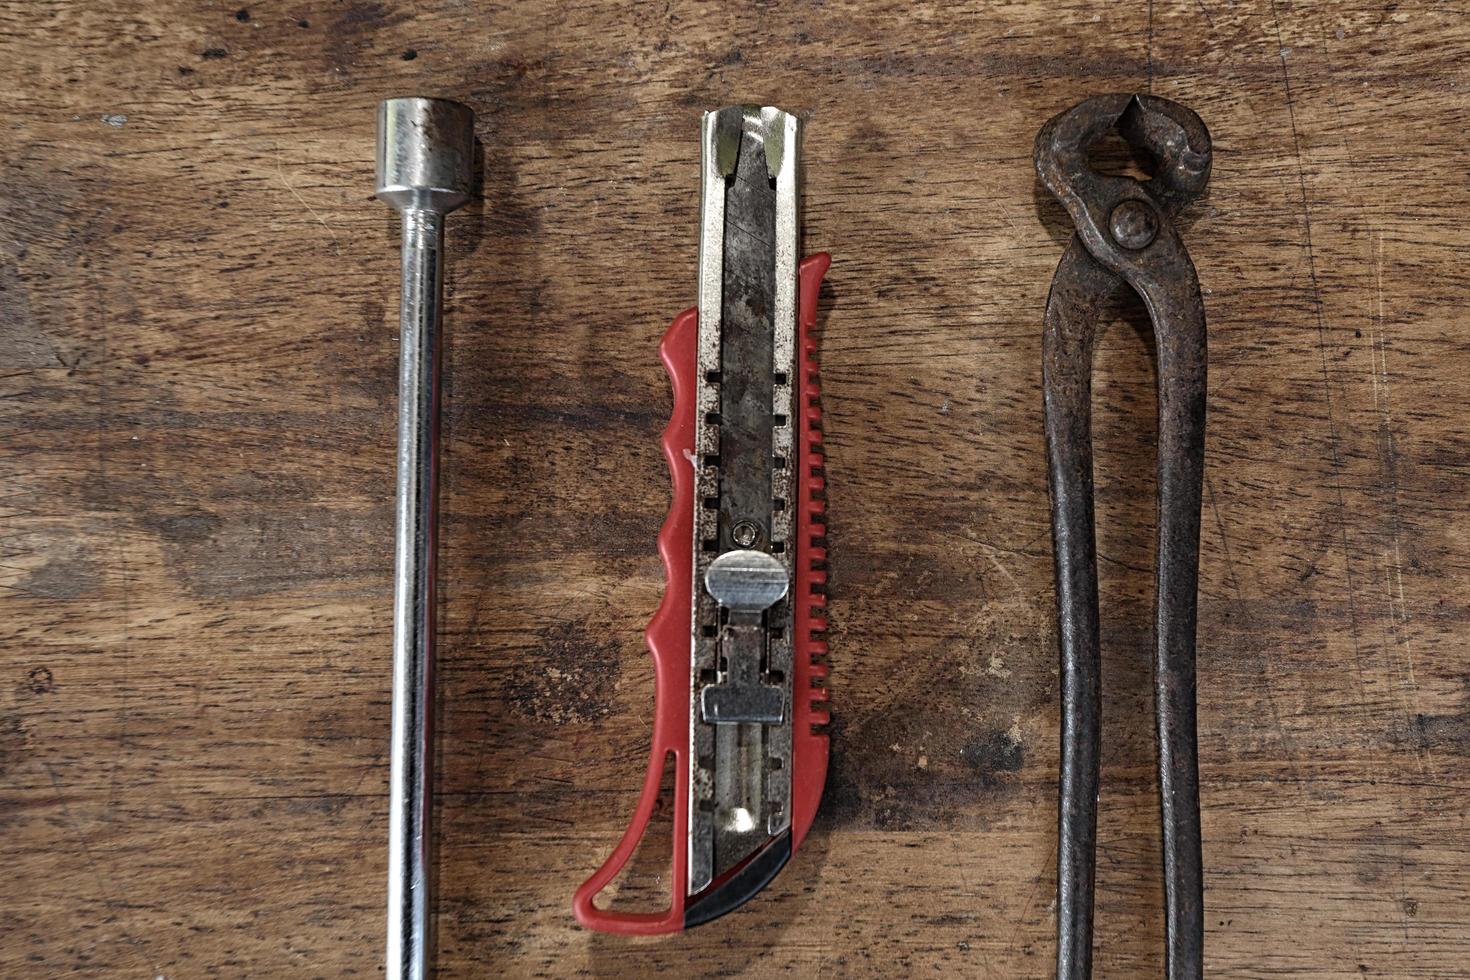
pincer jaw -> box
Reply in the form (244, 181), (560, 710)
(1034, 93), (1212, 219)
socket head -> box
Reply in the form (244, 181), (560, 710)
(376, 97), (475, 213)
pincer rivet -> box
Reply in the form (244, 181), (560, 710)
(1109, 198), (1159, 250)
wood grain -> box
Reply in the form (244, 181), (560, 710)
(3, 1), (1469, 976)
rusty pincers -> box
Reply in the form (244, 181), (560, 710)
(1035, 93), (1213, 980)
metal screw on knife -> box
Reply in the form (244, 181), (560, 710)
(375, 96), (475, 980)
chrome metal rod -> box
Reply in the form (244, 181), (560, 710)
(387, 203), (442, 980)
(376, 96), (474, 980)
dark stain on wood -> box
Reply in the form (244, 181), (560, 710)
(506, 622), (623, 727)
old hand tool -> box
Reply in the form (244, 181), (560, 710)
(375, 96), (475, 980)
(1035, 94), (1212, 979)
(574, 105), (831, 932)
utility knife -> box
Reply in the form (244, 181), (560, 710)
(574, 105), (832, 932)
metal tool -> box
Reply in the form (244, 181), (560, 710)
(1035, 93), (1212, 980)
(375, 96), (475, 980)
(573, 105), (832, 933)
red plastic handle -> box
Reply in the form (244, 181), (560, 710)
(790, 252), (833, 851)
(573, 254), (831, 934)
(570, 305), (696, 935)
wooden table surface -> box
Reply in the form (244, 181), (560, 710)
(5, 1), (1469, 976)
